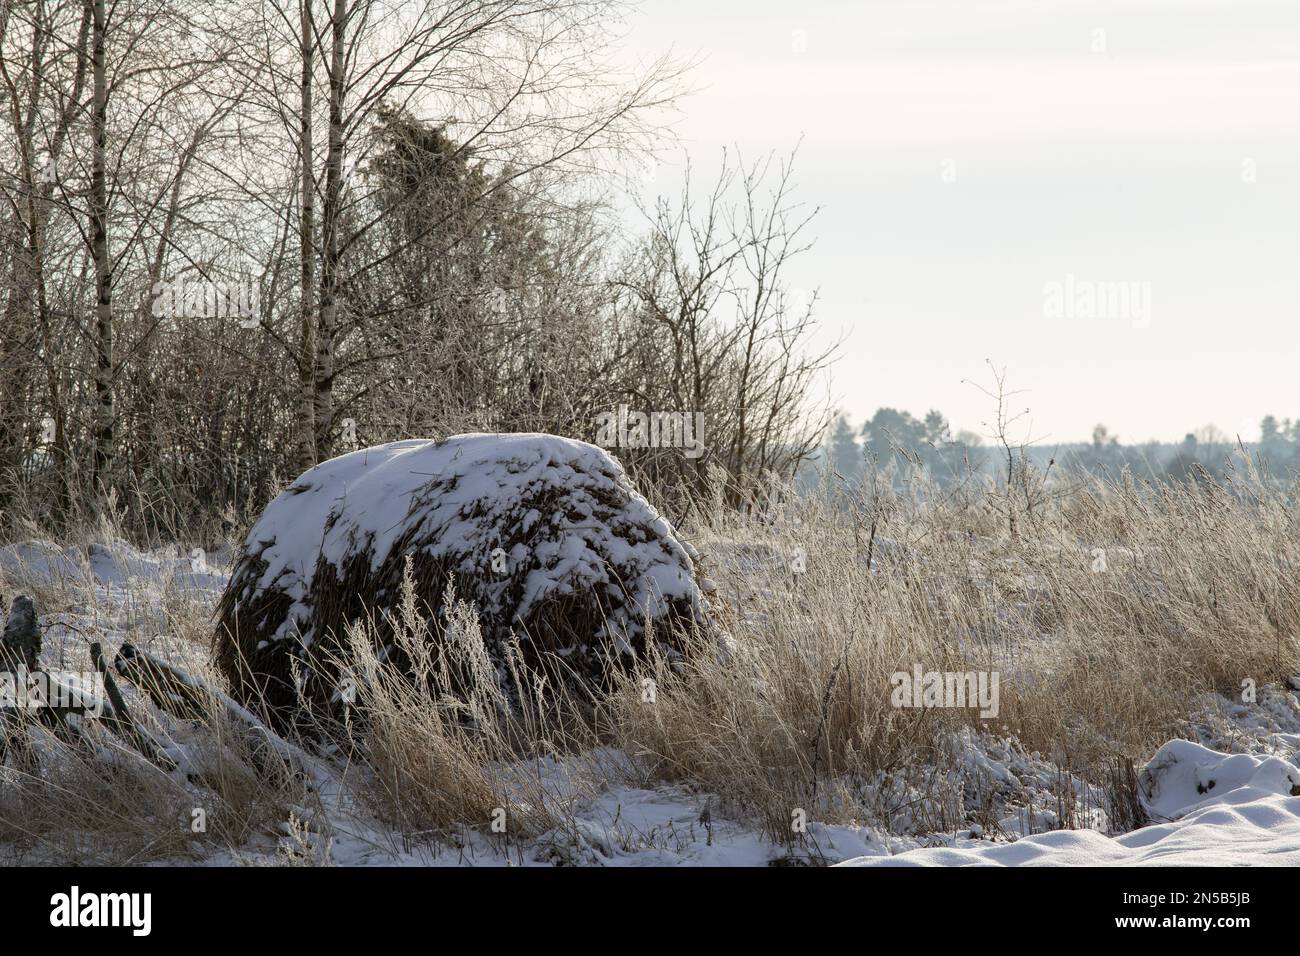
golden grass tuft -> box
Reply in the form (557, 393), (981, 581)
(596, 463), (1300, 845)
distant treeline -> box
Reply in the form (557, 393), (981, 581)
(808, 409), (1300, 489)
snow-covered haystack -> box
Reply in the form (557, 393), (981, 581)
(214, 435), (708, 724)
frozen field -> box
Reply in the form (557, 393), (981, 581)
(1, 536), (1298, 867)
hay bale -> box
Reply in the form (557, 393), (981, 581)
(214, 434), (708, 725)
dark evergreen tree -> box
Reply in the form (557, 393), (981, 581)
(827, 414), (862, 482)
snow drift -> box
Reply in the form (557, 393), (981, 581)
(214, 435), (708, 724)
(840, 740), (1300, 866)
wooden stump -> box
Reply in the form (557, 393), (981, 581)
(0, 596), (40, 773)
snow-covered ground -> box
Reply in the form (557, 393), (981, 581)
(842, 741), (1300, 866)
(2, 537), (1298, 866)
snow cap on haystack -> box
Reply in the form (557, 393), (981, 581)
(214, 434), (707, 720)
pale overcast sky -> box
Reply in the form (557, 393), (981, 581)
(620, 0), (1300, 444)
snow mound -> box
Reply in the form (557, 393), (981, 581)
(0, 540), (85, 585)
(215, 434), (708, 717)
(1138, 739), (1300, 821)
(0, 538), (225, 594)
(839, 741), (1300, 866)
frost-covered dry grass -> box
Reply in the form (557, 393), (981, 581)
(605, 465), (1300, 846)
(0, 463), (1297, 865)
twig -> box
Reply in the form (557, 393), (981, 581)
(89, 641), (176, 772)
